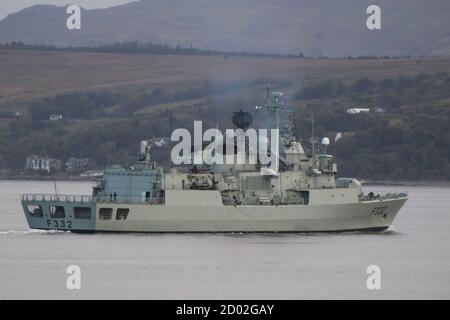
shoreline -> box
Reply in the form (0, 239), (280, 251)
(0, 175), (97, 182)
(362, 180), (450, 187)
(1, 176), (449, 187)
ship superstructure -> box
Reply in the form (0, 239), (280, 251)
(21, 90), (408, 233)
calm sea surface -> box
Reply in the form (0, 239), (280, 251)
(0, 180), (449, 299)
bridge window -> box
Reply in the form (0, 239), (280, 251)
(49, 206), (65, 218)
(116, 208), (129, 220)
(74, 207), (92, 220)
(99, 208), (113, 220)
(27, 205), (43, 217)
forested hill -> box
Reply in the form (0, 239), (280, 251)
(0, 50), (449, 181)
(295, 74), (450, 181)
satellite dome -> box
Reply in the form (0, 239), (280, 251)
(321, 137), (330, 146)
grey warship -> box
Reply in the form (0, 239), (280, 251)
(21, 90), (408, 233)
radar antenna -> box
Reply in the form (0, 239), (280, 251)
(266, 84), (271, 103)
(311, 111), (315, 158)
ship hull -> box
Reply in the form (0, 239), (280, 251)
(93, 199), (406, 233)
(21, 194), (407, 233)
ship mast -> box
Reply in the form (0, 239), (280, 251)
(310, 111), (317, 169)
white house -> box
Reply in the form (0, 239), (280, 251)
(49, 114), (63, 121)
(346, 108), (370, 114)
(25, 155), (62, 173)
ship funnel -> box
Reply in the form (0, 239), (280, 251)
(232, 110), (253, 130)
(139, 140), (153, 163)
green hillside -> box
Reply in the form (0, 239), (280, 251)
(0, 49), (449, 181)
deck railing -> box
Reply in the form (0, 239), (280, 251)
(359, 192), (408, 201)
(21, 194), (94, 203)
(21, 193), (164, 205)
(94, 195), (164, 205)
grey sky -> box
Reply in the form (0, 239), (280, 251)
(0, 0), (137, 20)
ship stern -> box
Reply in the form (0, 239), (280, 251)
(21, 194), (96, 232)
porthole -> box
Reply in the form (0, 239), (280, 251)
(99, 208), (113, 220)
(49, 206), (65, 218)
(116, 208), (130, 220)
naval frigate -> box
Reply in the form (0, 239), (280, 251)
(21, 90), (408, 232)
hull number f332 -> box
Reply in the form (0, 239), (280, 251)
(370, 206), (388, 218)
(47, 219), (72, 229)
